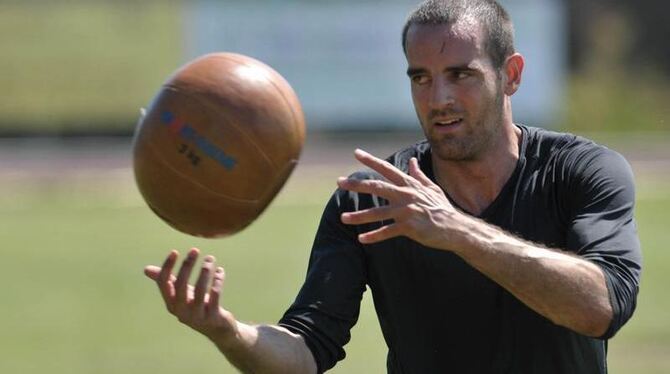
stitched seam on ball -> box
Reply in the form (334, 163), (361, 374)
(161, 85), (277, 199)
(144, 139), (260, 205)
(210, 54), (302, 165)
(211, 54), (304, 203)
(164, 81), (277, 171)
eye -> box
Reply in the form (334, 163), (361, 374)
(411, 75), (430, 85)
(451, 71), (471, 80)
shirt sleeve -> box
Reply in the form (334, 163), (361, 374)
(565, 146), (642, 339)
(278, 186), (368, 373)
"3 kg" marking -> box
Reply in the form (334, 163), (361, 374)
(178, 143), (201, 166)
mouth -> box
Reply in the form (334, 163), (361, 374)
(433, 117), (463, 129)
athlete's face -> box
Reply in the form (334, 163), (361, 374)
(405, 23), (506, 161)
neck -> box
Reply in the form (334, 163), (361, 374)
(432, 123), (521, 216)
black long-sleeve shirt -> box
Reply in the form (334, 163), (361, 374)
(279, 125), (642, 373)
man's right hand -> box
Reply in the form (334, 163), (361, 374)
(144, 248), (240, 348)
(144, 248), (317, 374)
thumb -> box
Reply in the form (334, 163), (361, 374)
(409, 157), (434, 187)
(144, 265), (161, 280)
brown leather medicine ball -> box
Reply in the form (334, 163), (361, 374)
(133, 53), (305, 238)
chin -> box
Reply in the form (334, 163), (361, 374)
(429, 138), (479, 161)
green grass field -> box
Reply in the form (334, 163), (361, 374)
(0, 155), (668, 373)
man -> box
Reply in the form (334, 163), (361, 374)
(144, 0), (641, 373)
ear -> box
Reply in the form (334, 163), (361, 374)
(502, 53), (524, 96)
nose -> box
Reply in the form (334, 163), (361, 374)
(428, 78), (455, 110)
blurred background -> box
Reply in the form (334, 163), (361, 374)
(1, 0), (668, 372)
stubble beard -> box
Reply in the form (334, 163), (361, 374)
(425, 89), (505, 162)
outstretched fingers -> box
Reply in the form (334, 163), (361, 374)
(157, 250), (178, 283)
(341, 205), (400, 225)
(358, 223), (404, 244)
(337, 177), (400, 201)
(193, 255), (216, 313)
(207, 267), (226, 318)
(175, 248), (199, 307)
(409, 157), (434, 187)
(353, 149), (409, 186)
(144, 265), (162, 280)
(146, 248), (235, 341)
(340, 152), (432, 200)
(151, 250), (179, 311)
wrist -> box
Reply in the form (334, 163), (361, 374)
(439, 212), (485, 254)
(444, 214), (511, 258)
(211, 321), (256, 352)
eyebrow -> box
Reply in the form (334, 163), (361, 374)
(406, 64), (477, 77)
(406, 67), (426, 77)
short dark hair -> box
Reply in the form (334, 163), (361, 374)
(402, 0), (515, 69)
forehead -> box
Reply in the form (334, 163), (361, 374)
(405, 22), (488, 67)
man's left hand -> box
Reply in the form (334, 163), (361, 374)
(337, 149), (473, 251)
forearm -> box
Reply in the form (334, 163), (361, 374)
(452, 217), (613, 337)
(213, 321), (316, 374)
(336, 152), (614, 336)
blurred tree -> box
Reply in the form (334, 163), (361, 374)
(626, 0), (670, 71)
(567, 0), (670, 72)
(563, 0), (669, 132)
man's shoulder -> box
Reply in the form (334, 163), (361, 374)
(521, 125), (632, 184)
(521, 125), (619, 164)
(522, 125), (597, 156)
